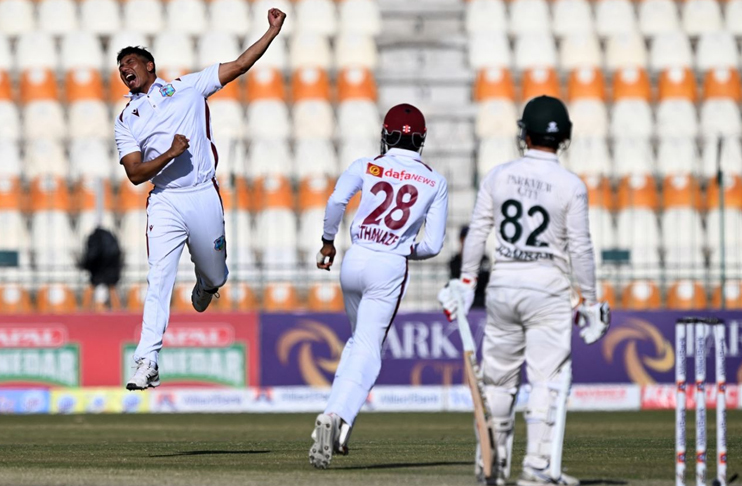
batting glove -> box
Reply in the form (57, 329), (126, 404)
(437, 276), (477, 321)
(575, 301), (611, 345)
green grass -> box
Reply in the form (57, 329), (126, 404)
(0, 411), (739, 485)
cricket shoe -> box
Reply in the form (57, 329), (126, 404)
(309, 413), (351, 468)
(126, 359), (160, 390)
(517, 465), (579, 486)
(475, 443), (505, 485)
(191, 279), (219, 312)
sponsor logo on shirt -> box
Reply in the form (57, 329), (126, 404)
(366, 163), (383, 178)
(383, 168), (436, 187)
(159, 84), (176, 97)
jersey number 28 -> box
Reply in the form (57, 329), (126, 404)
(362, 181), (419, 230)
(500, 199), (550, 247)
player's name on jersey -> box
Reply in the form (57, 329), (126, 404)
(507, 174), (552, 200)
(496, 245), (554, 262)
(357, 224), (400, 246)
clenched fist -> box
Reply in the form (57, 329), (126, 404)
(268, 8), (286, 31)
(168, 134), (190, 158)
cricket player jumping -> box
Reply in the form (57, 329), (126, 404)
(439, 96), (611, 485)
(309, 104), (449, 468)
(115, 9), (286, 390)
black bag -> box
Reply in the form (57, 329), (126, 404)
(80, 227), (123, 286)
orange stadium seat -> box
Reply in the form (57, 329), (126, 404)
(663, 174), (702, 210)
(81, 286), (122, 312)
(620, 280), (662, 310)
(171, 283), (195, 312)
(0, 285), (32, 314)
(521, 68), (560, 102)
(0, 70), (12, 101)
(19, 68), (59, 104)
(117, 182), (152, 213)
(263, 282), (301, 311)
(36, 284), (77, 313)
(474, 68), (515, 102)
(712, 281), (742, 309)
(0, 176), (24, 212)
(298, 175), (333, 212)
(658, 67), (697, 102)
(567, 67), (606, 101)
(702, 68), (741, 102)
(74, 178), (114, 214)
(667, 280), (708, 309)
(65, 68), (104, 102)
(582, 175), (613, 210)
(233, 176), (253, 212)
(308, 282), (344, 311)
(126, 283), (148, 312)
(108, 69), (130, 105)
(597, 281), (616, 309)
(612, 67), (652, 102)
(213, 282), (258, 311)
(252, 174), (294, 212)
(209, 77), (241, 101)
(706, 174), (742, 211)
(616, 174), (659, 211)
(29, 176), (71, 213)
(337, 67), (377, 102)
(292, 67), (331, 102)
(246, 67), (287, 102)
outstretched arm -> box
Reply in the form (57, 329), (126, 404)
(218, 8), (286, 87)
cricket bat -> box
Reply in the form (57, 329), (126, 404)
(453, 288), (496, 480)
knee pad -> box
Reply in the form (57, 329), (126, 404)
(524, 364), (572, 467)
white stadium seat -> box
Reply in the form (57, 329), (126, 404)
(70, 139), (114, 181)
(298, 208), (326, 254)
(123, 0), (164, 35)
(477, 137), (519, 174)
(639, 0), (679, 37)
(657, 139), (698, 176)
(0, 0), (35, 36)
(80, 0), (121, 35)
(335, 34), (378, 70)
(560, 33), (602, 70)
(290, 33), (332, 70)
(656, 100), (698, 139)
(465, 0), (507, 34)
(166, 0), (207, 34)
(153, 32), (195, 72)
(208, 100), (245, 139)
(16, 32), (58, 71)
(107, 32), (148, 67)
(337, 100), (380, 140)
(25, 140), (69, 178)
(340, 138), (379, 166)
(246, 100), (291, 140)
(0, 141), (21, 177)
(700, 100), (742, 139)
(726, 0), (742, 36)
(682, 0), (722, 35)
(246, 33), (286, 70)
(696, 32), (740, 72)
(209, 0), (250, 35)
(23, 102), (67, 142)
(293, 100), (335, 140)
(468, 33), (512, 69)
(650, 32), (693, 72)
(605, 33), (647, 71)
(611, 100), (654, 139)
(616, 208), (661, 276)
(247, 140), (293, 178)
(255, 209), (297, 253)
(0, 102), (20, 141)
(68, 101), (111, 139)
(197, 32), (240, 69)
(514, 34), (557, 70)
(595, 0), (637, 37)
(552, 0), (594, 37)
(251, 0), (294, 35)
(0, 35), (10, 72)
(61, 32), (105, 71)
(294, 139), (338, 179)
(31, 212), (76, 272)
(569, 100), (609, 137)
(565, 137), (612, 176)
(663, 208), (705, 278)
(701, 137), (742, 178)
(339, 0), (381, 36)
(295, 0), (337, 36)
(510, 0), (551, 35)
(38, 0), (78, 35)
(475, 99), (519, 138)
(613, 138), (655, 176)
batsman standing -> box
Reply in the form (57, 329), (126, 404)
(309, 104), (448, 468)
(115, 9), (286, 390)
(439, 96), (610, 485)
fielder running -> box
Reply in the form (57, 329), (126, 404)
(439, 96), (610, 485)
(115, 9), (286, 390)
(309, 104), (449, 468)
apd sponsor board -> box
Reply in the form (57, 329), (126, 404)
(0, 389), (50, 413)
(569, 384), (641, 411)
(0, 313), (259, 388)
(50, 388), (148, 414)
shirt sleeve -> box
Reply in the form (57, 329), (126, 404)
(322, 159), (365, 241)
(461, 171), (497, 278)
(176, 64), (223, 98)
(566, 179), (597, 303)
(114, 114), (140, 162)
(410, 178), (448, 260)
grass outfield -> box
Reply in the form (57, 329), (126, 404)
(0, 411), (739, 486)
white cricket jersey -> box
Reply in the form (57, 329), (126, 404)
(461, 149), (596, 302)
(323, 148), (448, 259)
(114, 64), (222, 189)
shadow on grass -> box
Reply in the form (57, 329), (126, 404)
(336, 461), (471, 470)
(150, 450), (271, 458)
(580, 480), (628, 485)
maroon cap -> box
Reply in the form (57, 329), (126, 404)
(383, 103), (426, 137)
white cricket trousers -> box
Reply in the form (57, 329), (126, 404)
(133, 179), (228, 365)
(324, 245), (408, 426)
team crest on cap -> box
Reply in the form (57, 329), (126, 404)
(546, 121), (559, 133)
(214, 235), (226, 251)
(366, 163), (383, 178)
(402, 125), (411, 134)
(160, 84), (176, 97)
(132, 108), (139, 117)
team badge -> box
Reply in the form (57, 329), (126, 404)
(366, 163), (383, 178)
(402, 125), (411, 134)
(159, 84), (176, 97)
(547, 121), (559, 133)
(213, 235), (226, 251)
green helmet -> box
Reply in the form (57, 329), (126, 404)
(517, 95), (572, 147)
